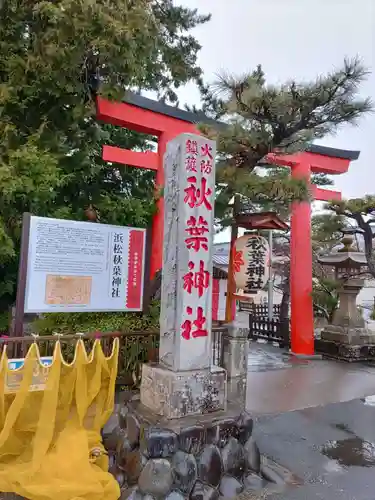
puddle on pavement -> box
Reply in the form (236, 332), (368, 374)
(321, 437), (375, 467)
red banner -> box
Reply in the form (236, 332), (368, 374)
(126, 230), (145, 309)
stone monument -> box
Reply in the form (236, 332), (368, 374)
(140, 133), (226, 418)
(104, 134), (294, 499)
(315, 233), (375, 361)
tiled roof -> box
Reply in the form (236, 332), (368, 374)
(213, 255), (229, 266)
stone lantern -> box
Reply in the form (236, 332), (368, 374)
(315, 232), (375, 361)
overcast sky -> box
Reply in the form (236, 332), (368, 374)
(176, 0), (374, 200)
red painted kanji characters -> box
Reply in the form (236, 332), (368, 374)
(201, 143), (213, 159)
(185, 156), (197, 172)
(184, 176), (212, 210)
(185, 216), (209, 252)
(186, 139), (198, 156)
(183, 260), (210, 297)
(200, 159), (212, 174)
(181, 306), (208, 340)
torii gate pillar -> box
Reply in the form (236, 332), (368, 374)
(96, 94), (359, 356)
(268, 148), (359, 356)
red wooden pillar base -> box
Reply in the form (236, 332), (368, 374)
(290, 162), (314, 355)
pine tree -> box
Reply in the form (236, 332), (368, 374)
(189, 59), (372, 225)
(272, 213), (346, 321)
(329, 196), (375, 277)
(0, 0), (210, 315)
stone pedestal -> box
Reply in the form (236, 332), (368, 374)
(102, 395), (296, 499)
(316, 277), (375, 361)
(221, 323), (249, 378)
(140, 363), (227, 419)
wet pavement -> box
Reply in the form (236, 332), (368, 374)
(253, 399), (375, 499)
(245, 341), (375, 414)
(236, 319), (375, 500)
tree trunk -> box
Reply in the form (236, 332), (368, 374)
(279, 277), (290, 322)
(354, 215), (375, 279)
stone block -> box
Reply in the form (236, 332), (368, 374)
(321, 325), (375, 345)
(315, 338), (375, 362)
(140, 363), (227, 419)
(226, 321), (250, 339)
(221, 335), (249, 378)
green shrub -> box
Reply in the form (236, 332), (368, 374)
(0, 310), (9, 333)
(312, 277), (339, 323)
(33, 301), (160, 335)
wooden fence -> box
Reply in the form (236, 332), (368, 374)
(241, 303), (290, 347)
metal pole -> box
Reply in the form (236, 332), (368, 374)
(267, 230), (273, 320)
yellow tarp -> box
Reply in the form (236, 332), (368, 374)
(0, 338), (121, 500)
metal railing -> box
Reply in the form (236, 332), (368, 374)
(1, 326), (225, 389)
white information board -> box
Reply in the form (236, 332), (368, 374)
(24, 216), (146, 313)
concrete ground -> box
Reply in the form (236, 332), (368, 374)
(241, 328), (375, 500)
(255, 399), (375, 500)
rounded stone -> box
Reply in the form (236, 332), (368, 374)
(165, 491), (186, 500)
(120, 486), (143, 500)
(219, 475), (244, 497)
(118, 404), (129, 428)
(120, 448), (147, 484)
(236, 412), (254, 445)
(108, 453), (116, 471)
(116, 434), (133, 468)
(221, 437), (246, 478)
(138, 458), (173, 497)
(113, 469), (126, 488)
(205, 426), (217, 445)
(190, 480), (220, 500)
(140, 427), (178, 459)
(102, 413), (123, 452)
(243, 472), (265, 491)
(102, 411), (120, 436)
(126, 413), (141, 447)
(213, 419), (240, 448)
(261, 464), (286, 485)
(178, 425), (205, 455)
(198, 444), (223, 487)
(244, 436), (261, 473)
(171, 450), (197, 494)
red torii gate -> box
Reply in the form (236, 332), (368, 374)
(96, 94), (359, 356)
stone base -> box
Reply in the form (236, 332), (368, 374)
(287, 351), (323, 360)
(321, 325), (375, 345)
(102, 395), (298, 499)
(315, 338), (375, 362)
(140, 363), (227, 419)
